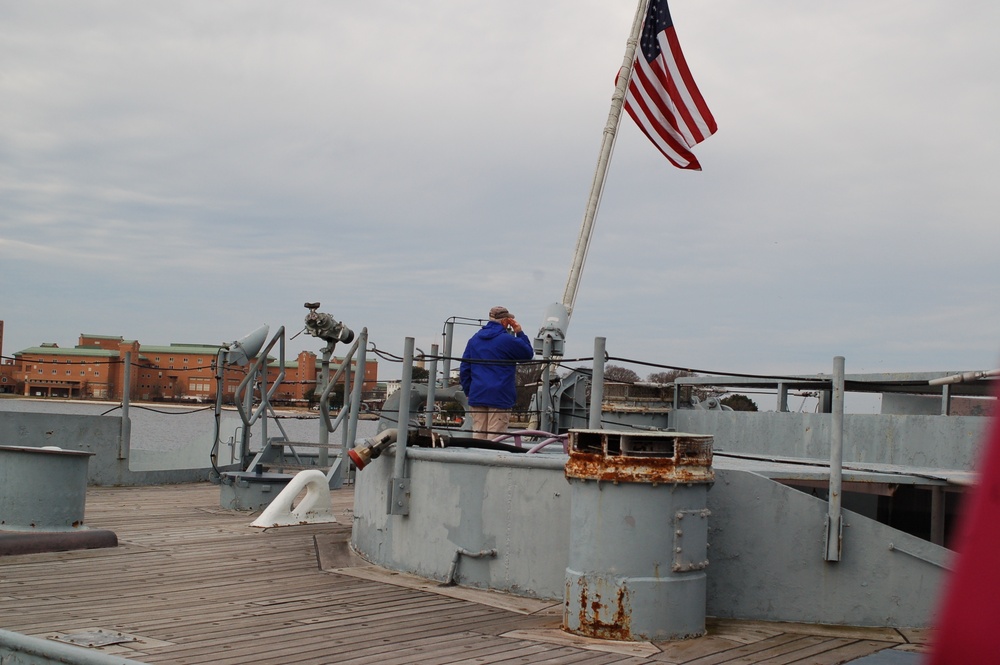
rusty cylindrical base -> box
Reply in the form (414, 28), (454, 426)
(563, 479), (709, 641)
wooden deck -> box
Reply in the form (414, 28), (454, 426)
(1, 483), (928, 664)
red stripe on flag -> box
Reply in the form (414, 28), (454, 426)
(626, 56), (701, 168)
(648, 36), (702, 145)
(662, 29), (716, 140)
(626, 88), (697, 164)
(632, 59), (687, 139)
(624, 100), (700, 170)
(625, 68), (701, 169)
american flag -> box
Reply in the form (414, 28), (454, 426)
(623, 0), (717, 170)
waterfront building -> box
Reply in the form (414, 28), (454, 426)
(0, 320), (18, 394)
(3, 329), (377, 403)
(277, 350), (381, 404)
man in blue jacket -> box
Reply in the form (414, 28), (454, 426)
(460, 306), (535, 439)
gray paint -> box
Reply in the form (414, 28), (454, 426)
(351, 448), (950, 627)
(352, 447), (572, 599)
(0, 411), (216, 486)
(705, 468), (948, 627)
(0, 445), (91, 530)
(218, 471), (293, 510)
(0, 628), (147, 665)
(564, 479), (710, 640)
(672, 411), (985, 470)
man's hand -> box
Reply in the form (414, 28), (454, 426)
(502, 318), (522, 334)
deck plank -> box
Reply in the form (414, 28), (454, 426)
(0, 482), (920, 665)
(746, 639), (855, 665)
(781, 640), (902, 664)
(672, 634), (814, 665)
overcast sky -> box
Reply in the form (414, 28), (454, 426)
(2, 0), (998, 388)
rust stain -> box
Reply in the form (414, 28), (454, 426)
(574, 579), (633, 641)
(565, 431), (713, 484)
(565, 451), (714, 484)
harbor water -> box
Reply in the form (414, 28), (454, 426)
(0, 397), (378, 471)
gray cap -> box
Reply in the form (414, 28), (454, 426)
(489, 306), (512, 320)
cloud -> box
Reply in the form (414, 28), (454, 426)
(1, 0), (998, 382)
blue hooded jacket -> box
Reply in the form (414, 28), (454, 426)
(459, 321), (535, 409)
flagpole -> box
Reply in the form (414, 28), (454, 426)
(561, 0), (649, 317)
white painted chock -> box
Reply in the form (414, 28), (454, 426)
(250, 469), (337, 528)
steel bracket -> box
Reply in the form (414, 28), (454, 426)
(388, 477), (411, 516)
(672, 508), (711, 573)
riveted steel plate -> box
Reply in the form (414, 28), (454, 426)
(52, 628), (138, 648)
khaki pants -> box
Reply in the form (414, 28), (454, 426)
(469, 406), (512, 440)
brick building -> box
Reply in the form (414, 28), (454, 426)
(276, 350), (380, 404)
(5, 329), (377, 403)
(0, 320), (18, 394)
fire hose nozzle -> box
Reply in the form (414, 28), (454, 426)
(348, 429), (399, 470)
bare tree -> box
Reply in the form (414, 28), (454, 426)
(604, 365), (640, 383)
(515, 362), (543, 413)
(646, 369), (694, 384)
(720, 394), (758, 411)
